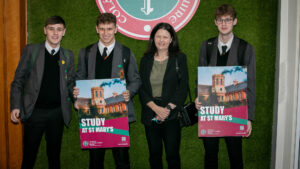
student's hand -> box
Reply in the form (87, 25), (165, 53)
(11, 109), (20, 123)
(195, 97), (202, 110)
(246, 120), (252, 137)
(74, 101), (79, 109)
(122, 90), (130, 102)
(73, 86), (79, 99)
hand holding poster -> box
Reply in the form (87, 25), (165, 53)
(76, 78), (129, 148)
(198, 66), (248, 137)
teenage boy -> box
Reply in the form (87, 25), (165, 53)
(10, 16), (75, 169)
(195, 4), (256, 169)
(74, 13), (141, 169)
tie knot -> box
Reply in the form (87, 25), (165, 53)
(103, 47), (107, 54)
(221, 45), (227, 55)
(102, 47), (108, 59)
(51, 49), (55, 55)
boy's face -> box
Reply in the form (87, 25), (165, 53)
(96, 22), (117, 46)
(215, 15), (237, 36)
(44, 24), (66, 48)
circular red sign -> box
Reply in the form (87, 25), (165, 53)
(96, 0), (200, 40)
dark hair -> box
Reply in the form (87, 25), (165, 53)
(145, 22), (180, 57)
(97, 13), (117, 26)
(44, 16), (66, 27)
(215, 4), (237, 20)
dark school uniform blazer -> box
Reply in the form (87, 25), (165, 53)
(76, 41), (141, 123)
(139, 52), (189, 126)
(198, 36), (256, 121)
(10, 42), (76, 127)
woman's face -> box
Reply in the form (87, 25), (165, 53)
(154, 29), (172, 52)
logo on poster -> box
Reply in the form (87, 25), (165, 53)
(83, 141), (89, 146)
(96, 0), (201, 40)
(240, 125), (245, 130)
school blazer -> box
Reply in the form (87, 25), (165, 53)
(10, 42), (75, 127)
(198, 36), (256, 121)
(139, 52), (189, 125)
(76, 41), (141, 123)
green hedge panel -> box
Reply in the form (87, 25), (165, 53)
(27, 0), (277, 168)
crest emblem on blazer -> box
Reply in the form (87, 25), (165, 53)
(96, 0), (201, 40)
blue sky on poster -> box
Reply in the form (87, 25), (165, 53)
(197, 66), (247, 86)
(76, 78), (126, 98)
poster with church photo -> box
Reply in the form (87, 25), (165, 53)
(76, 78), (129, 148)
(197, 66), (248, 137)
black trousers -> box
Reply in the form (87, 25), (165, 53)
(21, 107), (64, 169)
(144, 119), (181, 169)
(203, 137), (243, 169)
(89, 147), (130, 169)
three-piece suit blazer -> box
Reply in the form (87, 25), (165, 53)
(76, 41), (141, 123)
(10, 41), (75, 126)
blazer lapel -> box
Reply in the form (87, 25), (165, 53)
(59, 48), (67, 92)
(111, 41), (123, 78)
(227, 36), (239, 66)
(145, 56), (154, 97)
(209, 38), (219, 66)
(163, 56), (172, 84)
(88, 43), (98, 79)
(146, 56), (154, 82)
(35, 43), (45, 88)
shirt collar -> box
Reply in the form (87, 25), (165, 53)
(218, 34), (234, 54)
(45, 41), (60, 55)
(98, 40), (115, 56)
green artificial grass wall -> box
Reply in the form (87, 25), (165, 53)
(27, 0), (277, 168)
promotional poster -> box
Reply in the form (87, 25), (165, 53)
(197, 66), (248, 137)
(76, 78), (129, 148)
